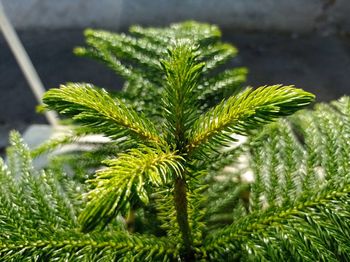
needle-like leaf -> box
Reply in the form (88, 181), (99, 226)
(79, 146), (184, 232)
(187, 85), (314, 155)
(43, 83), (164, 145)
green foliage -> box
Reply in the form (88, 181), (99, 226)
(74, 21), (247, 119)
(2, 21), (348, 261)
(0, 132), (178, 261)
(160, 42), (204, 146)
(204, 98), (350, 261)
(36, 21), (248, 180)
(80, 146), (184, 232)
(187, 84), (314, 156)
(44, 83), (163, 144)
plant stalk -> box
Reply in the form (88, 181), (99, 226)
(174, 176), (193, 259)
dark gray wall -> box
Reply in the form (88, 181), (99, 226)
(1, 0), (350, 151)
(2, 0), (350, 34)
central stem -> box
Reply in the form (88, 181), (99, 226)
(174, 176), (193, 258)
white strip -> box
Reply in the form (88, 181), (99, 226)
(0, 1), (58, 126)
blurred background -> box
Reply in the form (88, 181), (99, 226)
(1, 0), (350, 151)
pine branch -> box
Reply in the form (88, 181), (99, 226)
(75, 29), (163, 86)
(43, 83), (164, 145)
(0, 232), (178, 261)
(0, 132), (182, 261)
(75, 39), (145, 83)
(187, 85), (314, 155)
(0, 132), (79, 255)
(247, 99), (350, 213)
(200, 42), (238, 73)
(161, 42), (204, 146)
(310, 104), (348, 178)
(30, 133), (77, 158)
(249, 120), (304, 210)
(290, 98), (350, 189)
(129, 21), (221, 47)
(152, 187), (179, 236)
(75, 21), (245, 123)
(197, 67), (248, 110)
(2, 133), (80, 233)
(201, 98), (350, 260)
(205, 176), (350, 261)
(79, 146), (184, 232)
(204, 179), (249, 231)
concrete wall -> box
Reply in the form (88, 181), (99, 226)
(2, 0), (350, 34)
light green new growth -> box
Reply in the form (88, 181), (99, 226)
(80, 146), (184, 232)
(44, 83), (163, 144)
(188, 84), (314, 154)
(1, 21), (348, 261)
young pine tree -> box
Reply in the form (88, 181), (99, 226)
(1, 22), (349, 261)
(41, 22), (314, 260)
